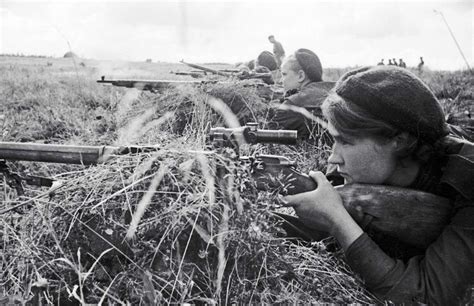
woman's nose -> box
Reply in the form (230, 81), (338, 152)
(328, 146), (343, 165)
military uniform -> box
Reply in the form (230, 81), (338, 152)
(272, 41), (285, 68)
(346, 136), (474, 304)
(270, 82), (333, 139)
(326, 66), (474, 305)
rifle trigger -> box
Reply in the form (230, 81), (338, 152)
(0, 160), (25, 195)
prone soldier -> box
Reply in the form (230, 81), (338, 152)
(268, 48), (334, 140)
(283, 66), (474, 304)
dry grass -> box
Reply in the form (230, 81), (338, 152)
(0, 55), (472, 304)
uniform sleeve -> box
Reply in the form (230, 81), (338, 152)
(345, 199), (474, 304)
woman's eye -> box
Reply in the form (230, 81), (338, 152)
(336, 138), (350, 145)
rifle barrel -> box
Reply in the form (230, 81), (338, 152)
(180, 60), (230, 77)
(97, 77), (203, 91)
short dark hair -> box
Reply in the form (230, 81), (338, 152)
(322, 93), (423, 161)
(268, 35), (274, 39)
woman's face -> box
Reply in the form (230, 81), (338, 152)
(281, 61), (302, 92)
(327, 122), (398, 184)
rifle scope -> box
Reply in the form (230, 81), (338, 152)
(209, 124), (297, 145)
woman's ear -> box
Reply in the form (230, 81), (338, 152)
(393, 132), (409, 147)
(297, 70), (306, 82)
(392, 132), (417, 157)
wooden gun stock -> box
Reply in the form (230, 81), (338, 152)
(252, 157), (452, 249)
(0, 142), (161, 165)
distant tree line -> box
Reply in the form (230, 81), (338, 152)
(0, 53), (53, 58)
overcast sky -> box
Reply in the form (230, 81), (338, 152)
(1, 0), (472, 70)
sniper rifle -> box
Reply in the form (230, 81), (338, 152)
(170, 70), (206, 78)
(0, 125), (296, 196)
(97, 76), (270, 92)
(209, 123), (452, 249)
(0, 124), (452, 249)
(97, 76), (206, 92)
(179, 60), (275, 85)
(179, 60), (231, 77)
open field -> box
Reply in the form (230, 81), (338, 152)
(0, 55), (473, 304)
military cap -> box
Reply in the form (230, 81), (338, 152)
(257, 51), (278, 71)
(294, 48), (323, 82)
(335, 66), (449, 143)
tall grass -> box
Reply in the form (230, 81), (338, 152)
(0, 57), (471, 304)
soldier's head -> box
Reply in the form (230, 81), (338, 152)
(256, 51), (278, 71)
(247, 59), (255, 70)
(322, 66), (449, 184)
(268, 35), (275, 43)
(281, 48), (323, 92)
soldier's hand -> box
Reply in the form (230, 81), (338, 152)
(282, 171), (348, 233)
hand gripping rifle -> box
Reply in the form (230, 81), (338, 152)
(209, 123), (452, 249)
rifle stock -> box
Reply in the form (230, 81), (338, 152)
(251, 157), (452, 249)
(0, 142), (160, 165)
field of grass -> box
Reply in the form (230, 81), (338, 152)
(0, 55), (472, 304)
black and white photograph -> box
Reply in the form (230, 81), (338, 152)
(1, 0), (473, 304)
